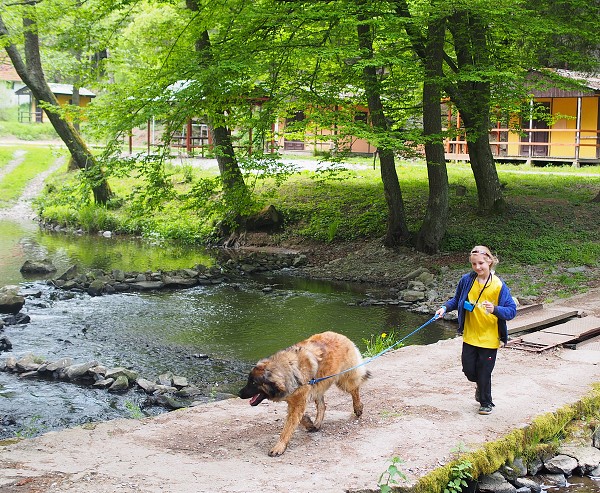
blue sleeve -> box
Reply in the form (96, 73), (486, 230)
(444, 273), (472, 312)
(493, 282), (517, 321)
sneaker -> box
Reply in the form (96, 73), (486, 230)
(478, 405), (493, 415)
(475, 385), (480, 403)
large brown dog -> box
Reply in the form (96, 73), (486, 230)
(238, 331), (370, 456)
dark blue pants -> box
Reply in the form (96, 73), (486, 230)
(461, 342), (497, 407)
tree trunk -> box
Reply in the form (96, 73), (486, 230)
(356, 21), (410, 247)
(416, 16), (449, 253)
(209, 121), (247, 196)
(0, 14), (111, 204)
(186, 0), (248, 204)
(448, 10), (506, 214)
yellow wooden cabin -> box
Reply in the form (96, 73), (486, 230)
(15, 83), (96, 123)
(445, 69), (600, 166)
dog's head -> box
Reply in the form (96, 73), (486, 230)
(238, 362), (287, 406)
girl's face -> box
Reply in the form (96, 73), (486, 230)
(470, 253), (492, 278)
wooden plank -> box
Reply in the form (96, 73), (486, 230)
(519, 331), (574, 346)
(505, 336), (560, 352)
(515, 304), (544, 315)
(540, 316), (600, 339)
(507, 308), (579, 335)
(576, 334), (600, 351)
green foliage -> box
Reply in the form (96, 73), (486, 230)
(443, 460), (473, 493)
(124, 401), (145, 420)
(77, 204), (118, 232)
(0, 121), (59, 141)
(378, 457), (407, 493)
(363, 330), (402, 358)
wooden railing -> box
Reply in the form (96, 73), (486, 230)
(445, 127), (600, 162)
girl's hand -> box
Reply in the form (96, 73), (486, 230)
(481, 301), (494, 313)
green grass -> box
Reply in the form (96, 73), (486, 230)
(0, 106), (59, 141)
(0, 146), (66, 207)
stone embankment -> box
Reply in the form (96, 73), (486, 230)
(0, 353), (230, 409)
(477, 437), (600, 492)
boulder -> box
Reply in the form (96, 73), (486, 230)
(57, 264), (78, 281)
(20, 259), (57, 275)
(0, 286), (25, 314)
(105, 367), (138, 382)
(87, 279), (106, 296)
(477, 472), (517, 492)
(108, 375), (130, 391)
(15, 354), (42, 372)
(129, 281), (165, 291)
(45, 358), (74, 373)
(65, 361), (99, 381)
(513, 477), (541, 493)
(543, 454), (578, 475)
(0, 336), (12, 352)
(558, 444), (600, 474)
(2, 313), (31, 325)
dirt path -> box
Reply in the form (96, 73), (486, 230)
(0, 154), (66, 221)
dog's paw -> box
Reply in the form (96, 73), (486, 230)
(301, 414), (316, 430)
(268, 443), (287, 457)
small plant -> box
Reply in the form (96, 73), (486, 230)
(363, 330), (402, 358)
(208, 383), (219, 401)
(15, 415), (46, 439)
(124, 401), (145, 419)
(444, 459), (473, 493)
(378, 456), (407, 493)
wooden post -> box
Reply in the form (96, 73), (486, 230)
(574, 97), (582, 168)
(527, 98), (534, 164)
(186, 119), (192, 155)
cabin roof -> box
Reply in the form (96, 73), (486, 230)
(528, 69), (600, 98)
(0, 57), (21, 82)
(15, 83), (96, 98)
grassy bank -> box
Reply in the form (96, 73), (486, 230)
(34, 154), (599, 259)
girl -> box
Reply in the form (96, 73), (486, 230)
(435, 246), (517, 415)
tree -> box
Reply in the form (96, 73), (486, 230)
(356, 10), (411, 247)
(182, 6), (248, 202)
(415, 13), (449, 253)
(0, 2), (112, 204)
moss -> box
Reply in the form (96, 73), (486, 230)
(404, 386), (600, 493)
(0, 438), (23, 446)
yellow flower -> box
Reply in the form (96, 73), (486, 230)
(381, 333), (387, 339)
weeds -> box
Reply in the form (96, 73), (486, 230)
(124, 401), (145, 419)
(363, 330), (402, 358)
(378, 456), (407, 493)
(443, 460), (473, 493)
(15, 415), (46, 439)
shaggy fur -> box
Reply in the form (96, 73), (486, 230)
(238, 331), (370, 456)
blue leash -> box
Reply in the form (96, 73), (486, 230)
(308, 314), (440, 385)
